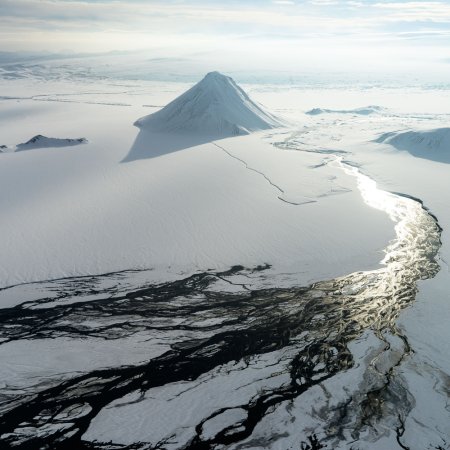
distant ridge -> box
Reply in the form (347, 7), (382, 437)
(135, 71), (283, 136)
(306, 106), (385, 116)
(376, 127), (450, 164)
(16, 135), (87, 151)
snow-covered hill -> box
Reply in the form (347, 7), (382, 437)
(306, 105), (385, 116)
(16, 135), (87, 151)
(376, 127), (450, 163)
(134, 71), (283, 136)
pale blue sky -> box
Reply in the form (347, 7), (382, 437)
(1, 0), (449, 75)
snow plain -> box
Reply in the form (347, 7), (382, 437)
(0, 77), (395, 289)
(0, 62), (450, 450)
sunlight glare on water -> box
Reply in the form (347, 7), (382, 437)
(333, 157), (441, 330)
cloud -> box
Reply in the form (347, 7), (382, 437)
(0, 0), (449, 55)
(272, 0), (295, 4)
(373, 1), (450, 22)
(308, 0), (339, 5)
(346, 1), (365, 7)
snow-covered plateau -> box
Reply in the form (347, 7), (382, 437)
(0, 64), (449, 450)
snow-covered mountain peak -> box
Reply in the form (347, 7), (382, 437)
(204, 71), (223, 78)
(203, 71), (229, 81)
(134, 71), (283, 136)
(196, 71), (247, 98)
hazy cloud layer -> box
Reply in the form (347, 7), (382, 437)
(1, 0), (449, 76)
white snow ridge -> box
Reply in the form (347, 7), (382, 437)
(16, 135), (88, 151)
(377, 127), (450, 163)
(134, 71), (283, 137)
(306, 105), (385, 116)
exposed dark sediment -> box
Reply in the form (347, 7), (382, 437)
(0, 163), (443, 449)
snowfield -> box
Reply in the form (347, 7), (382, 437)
(0, 74), (395, 289)
(0, 64), (449, 450)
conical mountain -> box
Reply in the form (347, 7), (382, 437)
(135, 71), (283, 136)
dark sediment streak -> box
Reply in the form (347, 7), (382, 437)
(0, 188), (442, 449)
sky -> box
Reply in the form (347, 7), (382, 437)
(1, 0), (450, 77)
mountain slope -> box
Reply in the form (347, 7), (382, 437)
(16, 135), (87, 151)
(135, 71), (283, 136)
(376, 127), (450, 163)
